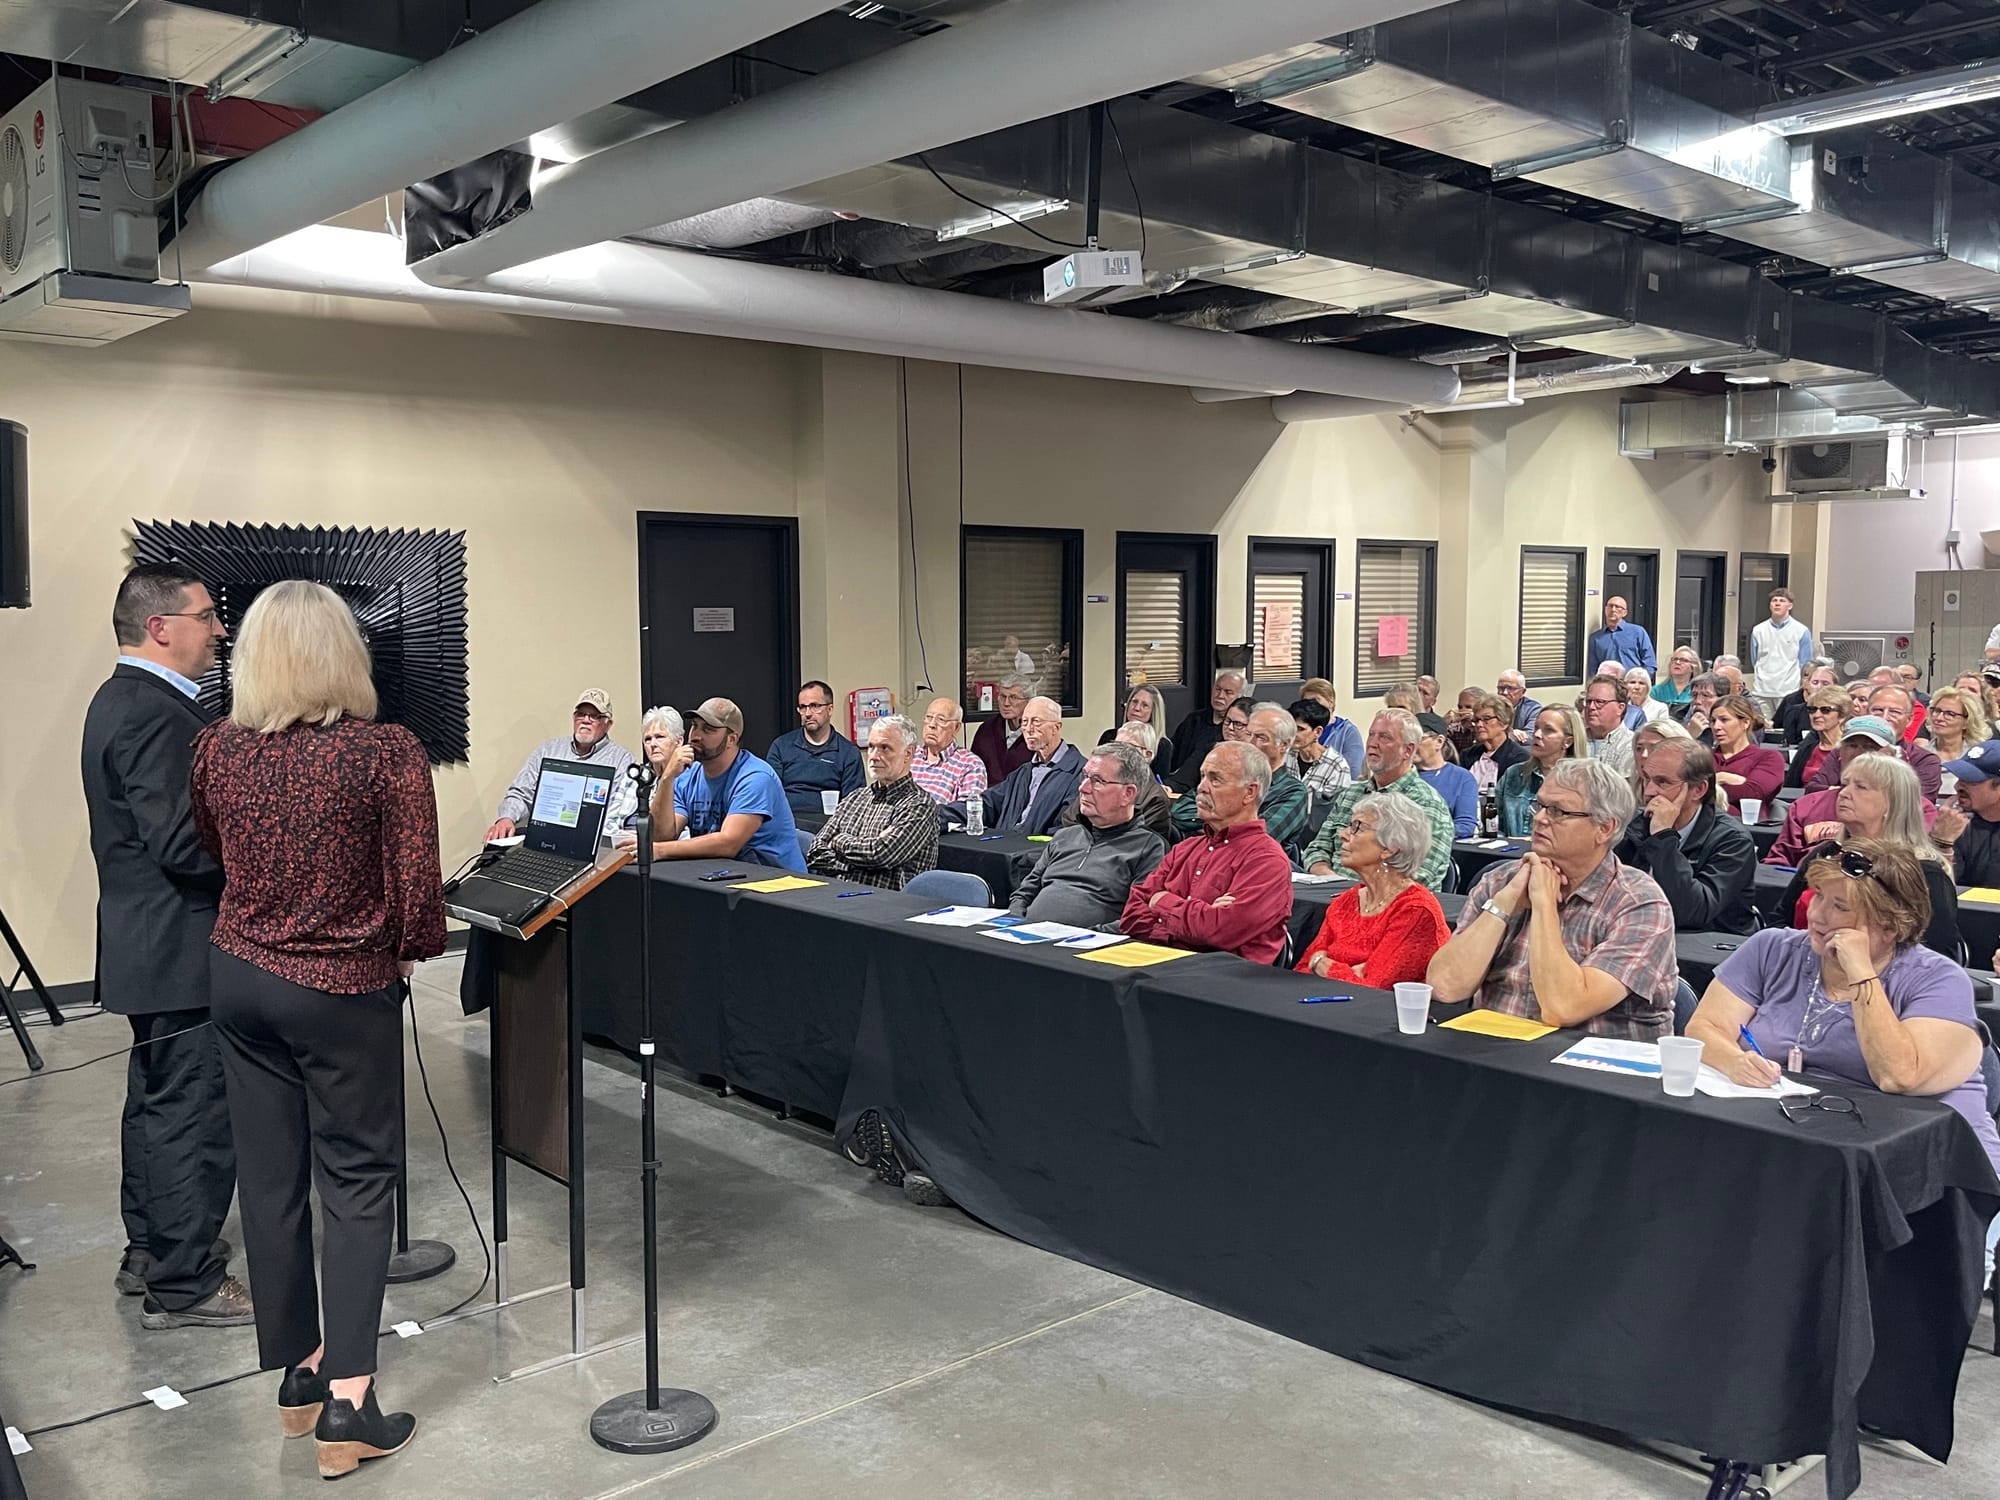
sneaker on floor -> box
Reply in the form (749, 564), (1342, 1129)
(901, 1173), (952, 1209)
(141, 1274), (254, 1330)
(116, 1237), (234, 1297)
(843, 1109), (903, 1186)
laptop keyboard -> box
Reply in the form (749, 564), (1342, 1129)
(493, 847), (590, 890)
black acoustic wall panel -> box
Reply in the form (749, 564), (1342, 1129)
(1, 421), (26, 609)
(131, 521), (470, 765)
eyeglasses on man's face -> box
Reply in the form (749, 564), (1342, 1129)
(157, 608), (220, 625)
(1079, 772), (1129, 791)
(1529, 798), (1592, 823)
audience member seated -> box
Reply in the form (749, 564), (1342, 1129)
(1286, 700), (1353, 809)
(1766, 718), (1934, 867)
(767, 679), (864, 819)
(1012, 742), (1167, 927)
(1708, 694), (1786, 814)
(1495, 706), (1589, 835)
(1652, 646), (1700, 709)
(1773, 754), (1959, 958)
(1805, 686), (1942, 799)
(1167, 694), (1254, 794)
(1497, 669), (1542, 744)
(1166, 668), (1248, 785)
(1621, 667), (1668, 728)
(1301, 677), (1366, 778)
(1675, 671), (1725, 740)
(1615, 740), (1758, 935)
(485, 687), (637, 842)
(1867, 667), (1928, 740)
(1785, 688), (1851, 789)
(1413, 676), (1450, 736)
(1294, 794), (1449, 989)
(1581, 678), (1635, 777)
(1925, 685), (1989, 769)
(951, 696), (1084, 837)
(638, 698), (803, 870)
(1302, 710), (1456, 891)
(1383, 683), (1447, 737)
(1845, 679), (1873, 716)
(909, 697), (988, 805)
(1687, 839), (2000, 1191)
(1896, 662), (1930, 708)
(1120, 743), (1293, 964)
(1172, 703), (1307, 858)
(1464, 693), (1528, 796)
(1099, 683), (1174, 778)
(1775, 661), (1840, 742)
(1939, 740), (2000, 888)
(969, 676), (1035, 786)
(1444, 687), (1484, 763)
(623, 706), (691, 834)
(1061, 723), (1170, 838)
(1414, 724), (1478, 837)
(1713, 654), (1746, 698)
(1427, 759), (1678, 1041)
(804, 715), (939, 890)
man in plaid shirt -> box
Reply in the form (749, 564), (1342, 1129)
(1426, 757), (1677, 1041)
(806, 715), (940, 890)
(909, 696), (988, 804)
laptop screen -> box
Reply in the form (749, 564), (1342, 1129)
(525, 758), (616, 858)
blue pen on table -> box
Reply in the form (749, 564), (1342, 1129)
(836, 889), (874, 899)
(1299, 995), (1353, 1004)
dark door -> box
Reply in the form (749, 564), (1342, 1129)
(1602, 550), (1660, 652)
(1674, 551), (1727, 661)
(1248, 538), (1334, 709)
(1738, 552), (1789, 662)
(1117, 532), (1217, 732)
(638, 513), (800, 754)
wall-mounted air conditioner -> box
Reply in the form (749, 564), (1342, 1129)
(1821, 633), (1911, 678)
(1785, 438), (1890, 494)
(0, 78), (188, 346)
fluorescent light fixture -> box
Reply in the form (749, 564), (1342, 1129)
(935, 197), (1070, 243)
(850, 2), (886, 17)
(1724, 374), (1773, 385)
(1448, 397), (1527, 411)
(1756, 60), (2000, 137)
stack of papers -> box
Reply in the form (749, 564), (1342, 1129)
(1553, 1039), (1821, 1099)
(907, 905), (1010, 926)
(1290, 871), (1348, 886)
(738, 875), (824, 894)
(1693, 1068), (1818, 1100)
(1439, 1011), (1556, 1041)
(1078, 942), (1193, 968)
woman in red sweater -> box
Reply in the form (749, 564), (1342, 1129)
(1295, 792), (1448, 988)
(1709, 695), (1786, 816)
(190, 581), (445, 1479)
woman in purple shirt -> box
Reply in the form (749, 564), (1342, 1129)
(1687, 838), (2000, 1193)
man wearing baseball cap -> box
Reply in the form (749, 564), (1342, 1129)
(1764, 716), (1938, 867)
(642, 696), (804, 871)
(485, 688), (637, 843)
(1936, 739), (2000, 887)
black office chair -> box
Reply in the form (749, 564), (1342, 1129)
(1442, 857), (1464, 896)
(1672, 979), (1701, 1036)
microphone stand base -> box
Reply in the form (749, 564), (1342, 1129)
(385, 1238), (457, 1283)
(589, 1387), (718, 1454)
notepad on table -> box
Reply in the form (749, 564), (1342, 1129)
(906, 905), (1009, 927)
(737, 875), (825, 894)
(1078, 942), (1193, 968)
(1961, 887), (2000, 906)
(1439, 1011), (1557, 1041)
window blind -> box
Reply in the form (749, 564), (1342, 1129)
(1124, 570), (1186, 687)
(1519, 549), (1582, 686)
(1354, 543), (1432, 695)
(1252, 571), (1306, 680)
(964, 532), (1071, 704)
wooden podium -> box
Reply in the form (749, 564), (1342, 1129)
(442, 845), (637, 1382)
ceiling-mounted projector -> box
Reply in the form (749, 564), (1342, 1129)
(1042, 249), (1143, 306)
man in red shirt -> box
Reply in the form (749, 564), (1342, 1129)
(1120, 741), (1293, 964)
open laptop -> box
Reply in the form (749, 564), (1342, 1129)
(446, 758), (619, 934)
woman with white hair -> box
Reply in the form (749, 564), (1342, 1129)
(1295, 793), (1448, 987)
(612, 707), (690, 847)
(1621, 667), (1668, 728)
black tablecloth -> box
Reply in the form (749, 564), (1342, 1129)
(794, 809), (1042, 904)
(1957, 896), (2000, 971)
(1676, 930), (1754, 995)
(1451, 836), (1529, 886)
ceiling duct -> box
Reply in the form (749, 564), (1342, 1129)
(1438, 356), (1685, 410)
(1620, 388), (1920, 458)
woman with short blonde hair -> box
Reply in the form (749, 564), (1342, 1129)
(191, 579), (443, 1475)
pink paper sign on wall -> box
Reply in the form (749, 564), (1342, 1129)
(1376, 614), (1409, 658)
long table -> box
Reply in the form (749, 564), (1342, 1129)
(796, 808), (1042, 904)
(570, 860), (1998, 1500)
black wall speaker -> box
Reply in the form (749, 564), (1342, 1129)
(0, 421), (25, 610)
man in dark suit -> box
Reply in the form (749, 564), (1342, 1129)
(949, 696), (1086, 837)
(1614, 739), (1758, 935)
(81, 563), (251, 1328)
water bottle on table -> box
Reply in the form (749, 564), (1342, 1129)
(966, 797), (985, 837)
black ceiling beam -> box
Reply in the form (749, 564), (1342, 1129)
(1780, 14), (2000, 73)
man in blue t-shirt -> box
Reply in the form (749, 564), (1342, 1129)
(647, 696), (804, 871)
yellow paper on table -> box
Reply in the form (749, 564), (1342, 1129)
(1077, 941), (1193, 968)
(1960, 887), (2000, 906)
(737, 875), (826, 894)
(1439, 1010), (1558, 1041)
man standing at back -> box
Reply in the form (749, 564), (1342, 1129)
(1749, 588), (1813, 720)
(81, 563), (251, 1328)
(766, 679), (863, 819)
(1587, 596), (1656, 676)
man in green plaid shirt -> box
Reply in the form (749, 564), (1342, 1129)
(1302, 709), (1455, 891)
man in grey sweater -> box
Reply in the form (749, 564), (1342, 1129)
(1008, 741), (1165, 927)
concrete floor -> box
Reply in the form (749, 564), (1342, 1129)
(3, 954), (1998, 1499)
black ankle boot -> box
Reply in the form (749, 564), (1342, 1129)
(277, 1365), (328, 1438)
(314, 1383), (417, 1480)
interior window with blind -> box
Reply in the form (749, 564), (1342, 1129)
(1352, 542), (1435, 696)
(1124, 571), (1187, 690)
(1518, 547), (1584, 687)
(961, 527), (1082, 715)
(1252, 571), (1305, 681)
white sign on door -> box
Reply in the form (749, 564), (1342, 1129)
(692, 607), (736, 634)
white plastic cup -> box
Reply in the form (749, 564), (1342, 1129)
(1740, 798), (1763, 825)
(821, 789), (841, 815)
(1658, 1036), (1705, 1097)
(1393, 982), (1432, 1035)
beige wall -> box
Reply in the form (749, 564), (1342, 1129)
(2, 290), (1779, 985)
